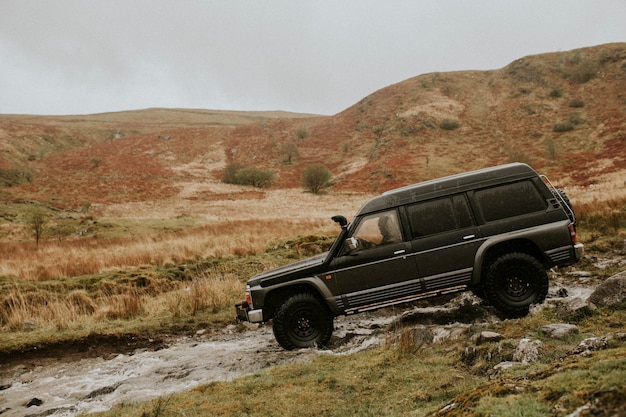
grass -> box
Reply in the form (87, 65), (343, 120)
(1, 178), (624, 416)
(84, 303), (626, 417)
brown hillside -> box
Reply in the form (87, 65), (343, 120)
(1, 43), (625, 209)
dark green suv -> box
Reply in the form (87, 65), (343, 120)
(236, 163), (584, 350)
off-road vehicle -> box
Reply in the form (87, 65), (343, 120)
(235, 163), (584, 350)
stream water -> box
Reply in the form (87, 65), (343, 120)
(0, 313), (395, 417)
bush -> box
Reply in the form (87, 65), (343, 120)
(234, 166), (275, 188)
(222, 163), (275, 188)
(0, 168), (32, 187)
(222, 162), (245, 184)
(295, 127), (309, 141)
(569, 99), (585, 108)
(439, 118), (460, 131)
(553, 122), (574, 133)
(301, 164), (332, 194)
(549, 88), (563, 98)
(568, 113), (585, 125)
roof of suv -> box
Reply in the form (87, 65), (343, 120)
(357, 163), (539, 215)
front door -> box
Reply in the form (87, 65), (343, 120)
(328, 209), (419, 309)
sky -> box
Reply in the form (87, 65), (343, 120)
(1, 1), (625, 116)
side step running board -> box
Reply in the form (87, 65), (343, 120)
(344, 285), (468, 314)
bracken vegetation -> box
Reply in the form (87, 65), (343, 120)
(0, 43), (625, 416)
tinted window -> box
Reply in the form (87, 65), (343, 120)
(408, 195), (473, 237)
(351, 209), (403, 248)
(475, 180), (547, 222)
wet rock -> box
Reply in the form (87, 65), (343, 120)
(0, 381), (11, 391)
(568, 270), (592, 278)
(587, 271), (626, 307)
(540, 323), (579, 339)
(26, 397), (43, 407)
(513, 338), (543, 363)
(86, 383), (121, 399)
(555, 297), (596, 320)
(476, 331), (504, 345)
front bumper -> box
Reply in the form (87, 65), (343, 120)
(235, 301), (264, 323)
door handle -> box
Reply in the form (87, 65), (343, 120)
(394, 249), (406, 255)
(463, 234), (476, 240)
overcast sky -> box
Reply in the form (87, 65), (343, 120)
(1, 1), (625, 116)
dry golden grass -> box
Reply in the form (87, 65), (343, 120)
(0, 218), (326, 280)
(0, 187), (367, 345)
(0, 263), (247, 333)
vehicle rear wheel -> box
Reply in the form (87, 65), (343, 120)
(483, 252), (548, 317)
(272, 293), (334, 350)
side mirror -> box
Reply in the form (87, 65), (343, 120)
(332, 215), (348, 228)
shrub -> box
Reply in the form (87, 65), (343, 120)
(222, 162), (245, 184)
(301, 164), (333, 194)
(234, 166), (275, 188)
(0, 168), (32, 187)
(280, 142), (299, 165)
(440, 118), (460, 131)
(549, 88), (563, 98)
(553, 122), (574, 133)
(222, 163), (275, 188)
(568, 113), (585, 125)
(295, 127), (309, 141)
(569, 99), (585, 108)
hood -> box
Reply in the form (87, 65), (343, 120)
(248, 252), (328, 287)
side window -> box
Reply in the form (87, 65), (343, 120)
(475, 180), (547, 222)
(351, 210), (403, 250)
(407, 195), (473, 237)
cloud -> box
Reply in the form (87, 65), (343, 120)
(1, 0), (625, 115)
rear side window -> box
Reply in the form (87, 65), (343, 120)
(475, 180), (547, 222)
(407, 195), (473, 237)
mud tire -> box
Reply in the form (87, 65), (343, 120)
(272, 293), (333, 350)
(484, 252), (548, 317)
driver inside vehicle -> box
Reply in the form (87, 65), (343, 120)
(346, 211), (402, 252)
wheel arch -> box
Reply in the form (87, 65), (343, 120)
(472, 238), (548, 285)
(262, 279), (334, 320)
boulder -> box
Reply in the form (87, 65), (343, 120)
(555, 297), (596, 320)
(476, 331), (505, 345)
(492, 361), (522, 371)
(587, 270), (626, 307)
(540, 323), (579, 339)
(571, 336), (609, 357)
(513, 338), (543, 363)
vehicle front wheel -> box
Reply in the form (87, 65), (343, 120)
(272, 293), (334, 350)
(483, 252), (548, 317)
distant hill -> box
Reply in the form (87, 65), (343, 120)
(1, 43), (624, 209)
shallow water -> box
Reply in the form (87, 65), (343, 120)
(0, 314), (394, 417)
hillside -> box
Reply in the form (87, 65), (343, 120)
(1, 43), (625, 209)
